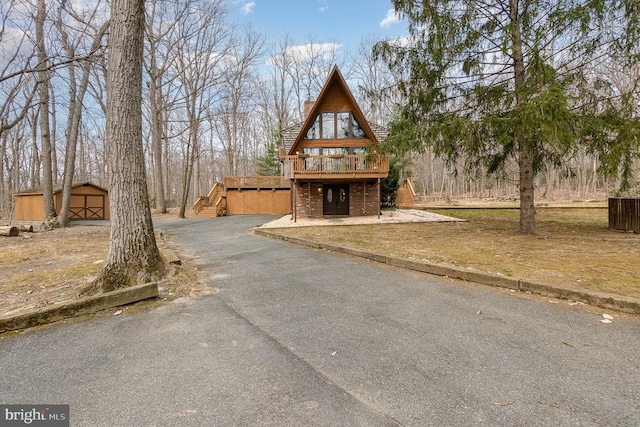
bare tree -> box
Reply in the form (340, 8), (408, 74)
(352, 35), (405, 126)
(0, 0), (37, 139)
(213, 25), (264, 177)
(82, 0), (162, 295)
(283, 36), (342, 120)
(145, 0), (190, 214)
(54, 0), (109, 226)
(35, 0), (56, 225)
(261, 35), (297, 132)
(172, 0), (229, 218)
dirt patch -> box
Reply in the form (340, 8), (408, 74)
(0, 224), (211, 319)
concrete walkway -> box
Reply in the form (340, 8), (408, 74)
(1, 215), (639, 426)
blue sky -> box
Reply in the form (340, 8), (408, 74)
(229, 0), (407, 53)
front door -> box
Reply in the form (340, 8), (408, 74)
(323, 184), (349, 216)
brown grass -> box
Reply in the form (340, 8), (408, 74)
(268, 208), (640, 300)
(0, 225), (209, 318)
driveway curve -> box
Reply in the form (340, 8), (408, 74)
(1, 215), (639, 426)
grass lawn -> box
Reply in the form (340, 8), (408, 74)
(268, 208), (640, 300)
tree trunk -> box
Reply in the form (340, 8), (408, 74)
(36, 0), (56, 225)
(82, 0), (162, 296)
(510, 0), (536, 233)
(178, 134), (196, 219)
(149, 50), (167, 213)
(49, 83), (58, 184)
(0, 134), (5, 214)
(30, 111), (40, 188)
(57, 20), (110, 227)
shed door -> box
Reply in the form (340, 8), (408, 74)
(323, 184), (349, 216)
(70, 195), (105, 220)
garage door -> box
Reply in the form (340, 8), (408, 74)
(69, 195), (105, 220)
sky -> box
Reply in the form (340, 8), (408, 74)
(228, 0), (407, 54)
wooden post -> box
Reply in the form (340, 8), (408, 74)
(377, 178), (381, 219)
(308, 181), (311, 218)
(293, 179), (297, 223)
(363, 180), (367, 214)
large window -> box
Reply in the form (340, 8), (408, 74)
(321, 113), (335, 139)
(305, 112), (366, 139)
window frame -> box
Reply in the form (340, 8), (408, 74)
(305, 111), (366, 140)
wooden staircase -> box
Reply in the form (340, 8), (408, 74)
(193, 183), (227, 217)
(396, 178), (416, 208)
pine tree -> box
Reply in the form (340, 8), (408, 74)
(256, 131), (283, 176)
(375, 0), (631, 233)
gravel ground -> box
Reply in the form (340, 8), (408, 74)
(256, 209), (464, 228)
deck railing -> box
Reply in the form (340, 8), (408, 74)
(283, 154), (389, 179)
(194, 182), (223, 214)
(223, 176), (291, 189)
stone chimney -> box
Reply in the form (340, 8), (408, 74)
(304, 98), (315, 119)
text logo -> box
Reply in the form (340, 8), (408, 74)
(1, 405), (69, 426)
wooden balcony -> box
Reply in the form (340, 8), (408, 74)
(283, 154), (389, 180)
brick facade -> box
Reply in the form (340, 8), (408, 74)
(293, 181), (380, 218)
(293, 182), (324, 218)
(349, 182), (380, 216)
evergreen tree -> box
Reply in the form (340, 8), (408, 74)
(256, 130), (283, 176)
(381, 156), (401, 208)
(376, 0), (636, 233)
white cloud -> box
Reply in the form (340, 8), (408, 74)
(241, 1), (256, 15)
(267, 42), (342, 66)
(285, 43), (341, 61)
(317, 0), (328, 12)
(379, 8), (401, 28)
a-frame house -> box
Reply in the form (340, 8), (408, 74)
(280, 66), (389, 219)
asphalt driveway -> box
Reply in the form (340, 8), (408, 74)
(1, 215), (639, 426)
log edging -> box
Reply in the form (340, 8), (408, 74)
(0, 282), (158, 334)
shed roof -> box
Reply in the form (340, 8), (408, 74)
(13, 181), (108, 196)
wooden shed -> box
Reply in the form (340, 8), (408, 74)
(13, 182), (110, 221)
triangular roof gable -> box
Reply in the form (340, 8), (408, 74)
(289, 66), (379, 155)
